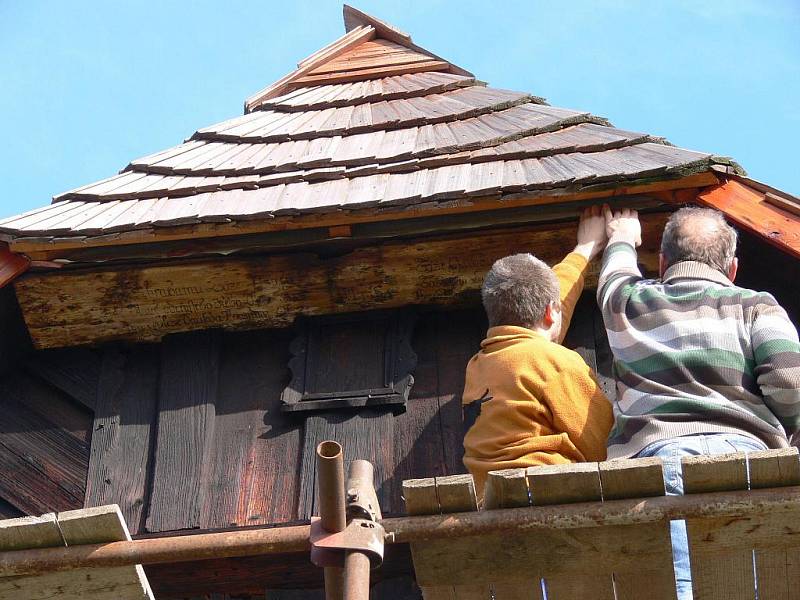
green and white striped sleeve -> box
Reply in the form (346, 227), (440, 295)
(751, 296), (800, 436)
(597, 240), (642, 314)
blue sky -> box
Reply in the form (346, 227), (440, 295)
(1, 1), (798, 220)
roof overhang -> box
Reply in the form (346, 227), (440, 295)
(4, 171), (719, 263)
(696, 175), (800, 260)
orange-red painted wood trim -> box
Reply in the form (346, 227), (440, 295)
(0, 242), (30, 288)
(697, 179), (800, 260)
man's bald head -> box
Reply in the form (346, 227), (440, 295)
(660, 207), (738, 274)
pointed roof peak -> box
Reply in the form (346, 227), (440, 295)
(343, 5), (411, 42)
(244, 5), (471, 113)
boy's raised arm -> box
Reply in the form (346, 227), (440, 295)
(553, 206), (607, 343)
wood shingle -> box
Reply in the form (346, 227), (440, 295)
(0, 7), (732, 251)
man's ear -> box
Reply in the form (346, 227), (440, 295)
(542, 303), (554, 327)
(727, 257), (738, 282)
(659, 253), (667, 278)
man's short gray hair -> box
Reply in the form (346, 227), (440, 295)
(481, 253), (560, 329)
(661, 207), (738, 273)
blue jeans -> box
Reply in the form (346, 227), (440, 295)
(635, 433), (768, 600)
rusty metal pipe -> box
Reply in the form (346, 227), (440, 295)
(317, 440), (346, 600)
(325, 566), (344, 600)
(317, 441), (346, 533)
(343, 459), (378, 600)
(346, 460), (380, 521)
(2, 486), (800, 577)
(0, 524), (310, 576)
(343, 550), (371, 599)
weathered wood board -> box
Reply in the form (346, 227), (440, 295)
(683, 449), (800, 600)
(145, 330), (220, 532)
(0, 371), (91, 515)
(14, 216), (666, 349)
(405, 475), (493, 600)
(0, 505), (153, 600)
(87, 346), (159, 533)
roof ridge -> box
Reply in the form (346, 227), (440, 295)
(243, 25), (376, 113)
(343, 5), (410, 42)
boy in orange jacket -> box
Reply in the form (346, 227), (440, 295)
(463, 206), (613, 501)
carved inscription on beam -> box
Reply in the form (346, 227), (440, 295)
(14, 215), (666, 349)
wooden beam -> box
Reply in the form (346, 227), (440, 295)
(764, 191), (800, 218)
(697, 178), (800, 260)
(14, 215), (667, 349)
(7, 172), (719, 258)
(0, 242), (29, 287)
(291, 60), (451, 86)
(17, 193), (666, 264)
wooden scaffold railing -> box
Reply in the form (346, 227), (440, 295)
(402, 447), (800, 600)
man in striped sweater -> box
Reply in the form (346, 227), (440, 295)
(598, 206), (800, 599)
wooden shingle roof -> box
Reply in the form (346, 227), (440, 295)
(0, 5), (732, 251)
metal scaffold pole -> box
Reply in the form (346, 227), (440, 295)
(313, 441), (384, 600)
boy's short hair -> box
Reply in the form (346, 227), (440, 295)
(482, 253), (560, 329)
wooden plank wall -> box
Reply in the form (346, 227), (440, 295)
(0, 286), (32, 377)
(64, 308), (483, 533)
(0, 363), (94, 516)
(0, 294), (619, 534)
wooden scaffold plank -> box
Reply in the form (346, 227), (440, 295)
(0, 505), (152, 600)
(748, 448), (800, 600)
(404, 461), (686, 594)
(683, 452), (755, 600)
(598, 458), (676, 600)
(404, 475), (490, 600)
(526, 463), (615, 600)
(483, 469), (540, 600)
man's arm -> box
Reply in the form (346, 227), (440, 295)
(751, 298), (800, 437)
(553, 206), (606, 343)
(597, 207), (644, 314)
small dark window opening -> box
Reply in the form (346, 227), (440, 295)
(281, 309), (417, 412)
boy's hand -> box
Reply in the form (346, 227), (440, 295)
(573, 205), (607, 261)
(604, 206), (642, 247)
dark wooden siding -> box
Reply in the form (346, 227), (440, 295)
(3, 258), (799, 534)
(0, 369), (93, 514)
(0, 294), (621, 535)
(0, 283), (93, 516)
(123, 308), (485, 533)
(737, 229), (800, 325)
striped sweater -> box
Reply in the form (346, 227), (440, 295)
(598, 240), (800, 458)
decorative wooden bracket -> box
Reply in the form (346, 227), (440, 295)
(281, 309), (417, 412)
